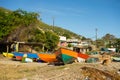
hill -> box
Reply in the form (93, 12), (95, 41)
(0, 7), (83, 51)
(0, 7), (82, 41)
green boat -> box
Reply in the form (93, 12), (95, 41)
(54, 48), (77, 64)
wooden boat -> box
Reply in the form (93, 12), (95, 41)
(16, 56), (23, 60)
(12, 52), (24, 60)
(54, 48), (77, 64)
(2, 52), (14, 58)
(38, 54), (57, 62)
(13, 52), (39, 61)
(13, 52), (24, 56)
(78, 53), (89, 59)
(26, 53), (38, 59)
(112, 57), (120, 62)
(77, 53), (89, 62)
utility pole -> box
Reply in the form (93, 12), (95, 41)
(52, 16), (54, 31)
(95, 28), (98, 49)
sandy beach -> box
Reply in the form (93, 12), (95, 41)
(0, 54), (120, 80)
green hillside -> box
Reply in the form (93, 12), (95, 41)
(38, 21), (82, 39)
(0, 7), (82, 51)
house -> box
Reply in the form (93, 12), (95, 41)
(58, 36), (67, 47)
(73, 41), (92, 53)
(73, 45), (92, 53)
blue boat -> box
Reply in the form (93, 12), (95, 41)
(26, 53), (39, 58)
(12, 52), (24, 57)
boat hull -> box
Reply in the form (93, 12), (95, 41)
(2, 52), (14, 58)
(38, 54), (57, 62)
(55, 48), (77, 64)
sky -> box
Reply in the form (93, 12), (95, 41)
(0, 0), (120, 39)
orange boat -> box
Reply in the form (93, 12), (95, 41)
(38, 54), (57, 63)
(78, 53), (89, 59)
(54, 48), (77, 64)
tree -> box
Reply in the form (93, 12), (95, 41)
(67, 43), (73, 48)
(0, 8), (40, 41)
(13, 9), (39, 26)
(96, 39), (104, 48)
(102, 33), (115, 41)
(113, 38), (120, 52)
(45, 31), (59, 52)
(81, 36), (85, 40)
(62, 33), (71, 39)
(28, 30), (60, 52)
(102, 33), (116, 48)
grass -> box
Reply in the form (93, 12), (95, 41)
(0, 63), (39, 80)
